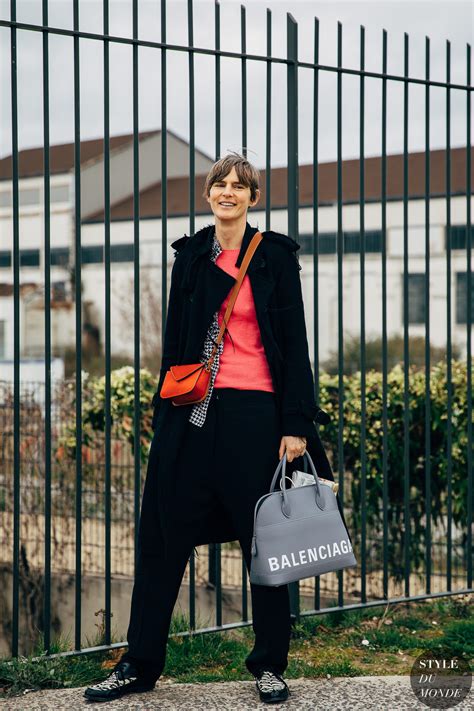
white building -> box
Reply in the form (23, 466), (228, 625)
(0, 133), (472, 371)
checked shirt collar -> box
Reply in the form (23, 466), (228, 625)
(188, 228), (225, 428)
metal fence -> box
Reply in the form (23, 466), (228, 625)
(0, 0), (472, 659)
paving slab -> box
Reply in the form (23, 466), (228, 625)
(1, 676), (472, 710)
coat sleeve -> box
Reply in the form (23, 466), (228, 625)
(276, 251), (322, 439)
(151, 256), (183, 430)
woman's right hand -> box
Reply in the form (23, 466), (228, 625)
(279, 435), (307, 463)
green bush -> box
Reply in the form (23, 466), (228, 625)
(319, 358), (472, 579)
(58, 366), (157, 464)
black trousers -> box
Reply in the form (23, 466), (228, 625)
(121, 387), (291, 682)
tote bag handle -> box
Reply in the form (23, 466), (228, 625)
(269, 450), (325, 517)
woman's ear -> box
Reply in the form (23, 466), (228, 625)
(250, 188), (261, 208)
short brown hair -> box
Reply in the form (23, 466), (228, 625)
(202, 152), (260, 203)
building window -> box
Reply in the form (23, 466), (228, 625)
(20, 249), (40, 267)
(344, 230), (382, 254)
(404, 274), (426, 324)
(81, 245), (104, 264)
(50, 247), (70, 267)
(111, 243), (134, 262)
(0, 192), (11, 208)
(51, 185), (69, 203)
(0, 251), (11, 268)
(456, 272), (473, 325)
(0, 250), (40, 267)
(0, 320), (5, 359)
(299, 233), (337, 255)
(52, 281), (67, 301)
(0, 186), (69, 208)
(19, 188), (41, 206)
(319, 234), (336, 254)
(450, 225), (471, 250)
(299, 230), (382, 256)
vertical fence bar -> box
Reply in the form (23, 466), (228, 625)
(161, 0), (168, 347)
(424, 36), (432, 595)
(188, 548), (196, 631)
(336, 20), (344, 609)
(132, 0), (141, 566)
(358, 25), (367, 605)
(72, 0), (83, 651)
(214, 0), (220, 160)
(241, 4), (247, 157)
(402, 32), (410, 599)
(238, 1), (249, 625)
(241, 552), (248, 623)
(312, 15), (321, 612)
(287, 13), (298, 242)
(188, 0), (195, 236)
(213, 540), (222, 626)
(445, 40), (453, 592)
(10, 0), (20, 658)
(103, 0), (112, 644)
(265, 9), (271, 231)
(212, 0), (225, 626)
(188, 0), (196, 629)
(287, 11), (300, 621)
(466, 44), (472, 589)
(381, 29), (389, 600)
(42, 0), (52, 652)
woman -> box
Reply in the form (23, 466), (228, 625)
(84, 152), (337, 704)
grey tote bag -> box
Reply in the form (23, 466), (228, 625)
(249, 451), (357, 587)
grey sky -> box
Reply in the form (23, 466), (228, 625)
(0, 0), (472, 167)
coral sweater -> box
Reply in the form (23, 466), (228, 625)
(213, 248), (275, 392)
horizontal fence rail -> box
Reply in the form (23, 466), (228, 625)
(0, 0), (472, 659)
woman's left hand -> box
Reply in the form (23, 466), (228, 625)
(279, 435), (307, 463)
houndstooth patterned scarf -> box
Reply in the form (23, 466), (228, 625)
(188, 227), (226, 428)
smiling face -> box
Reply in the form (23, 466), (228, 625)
(206, 166), (260, 222)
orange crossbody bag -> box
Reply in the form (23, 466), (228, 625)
(159, 231), (263, 406)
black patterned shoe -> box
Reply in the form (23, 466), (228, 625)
(83, 660), (156, 702)
(254, 669), (290, 704)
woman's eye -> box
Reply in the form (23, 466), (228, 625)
(214, 183), (244, 188)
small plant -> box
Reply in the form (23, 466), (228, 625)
(0, 635), (114, 698)
(425, 620), (474, 658)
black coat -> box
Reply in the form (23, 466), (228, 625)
(146, 221), (347, 551)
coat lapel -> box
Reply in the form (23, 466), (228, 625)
(236, 222), (276, 323)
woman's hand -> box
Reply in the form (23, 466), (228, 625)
(279, 435), (307, 463)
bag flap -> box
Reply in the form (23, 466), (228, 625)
(170, 363), (205, 381)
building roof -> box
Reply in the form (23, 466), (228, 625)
(83, 145), (473, 222)
(0, 129), (161, 180)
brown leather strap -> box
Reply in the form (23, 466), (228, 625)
(205, 230), (263, 370)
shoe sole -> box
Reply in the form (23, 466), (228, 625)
(84, 683), (155, 702)
(258, 688), (290, 704)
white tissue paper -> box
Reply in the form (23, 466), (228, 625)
(280, 470), (339, 494)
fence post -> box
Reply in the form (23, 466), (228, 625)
(287, 11), (300, 625)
